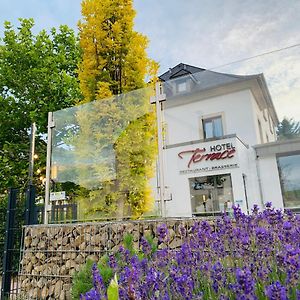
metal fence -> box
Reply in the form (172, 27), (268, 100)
(0, 188), (25, 299)
(0, 185), (41, 299)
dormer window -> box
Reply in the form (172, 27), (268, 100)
(176, 79), (187, 93)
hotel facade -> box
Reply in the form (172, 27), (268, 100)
(158, 64), (300, 217)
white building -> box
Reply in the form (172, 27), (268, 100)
(159, 63), (300, 217)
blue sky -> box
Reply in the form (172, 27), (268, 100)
(1, 0), (300, 120)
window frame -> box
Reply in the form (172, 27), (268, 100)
(277, 151), (300, 210)
(201, 113), (225, 140)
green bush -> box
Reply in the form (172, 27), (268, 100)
(71, 259), (94, 299)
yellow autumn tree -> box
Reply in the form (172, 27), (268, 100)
(74, 0), (159, 219)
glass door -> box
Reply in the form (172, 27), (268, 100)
(189, 174), (233, 215)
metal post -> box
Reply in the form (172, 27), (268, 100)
(1, 188), (18, 298)
(151, 83), (166, 217)
(44, 112), (54, 224)
(28, 123), (36, 185)
(25, 184), (36, 225)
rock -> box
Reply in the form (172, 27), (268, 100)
(25, 262), (33, 273)
(86, 254), (99, 262)
(59, 289), (66, 300)
(52, 264), (59, 275)
(38, 240), (47, 249)
(54, 280), (63, 298)
(31, 238), (39, 247)
(41, 285), (48, 299)
(24, 236), (32, 248)
(91, 234), (101, 245)
(62, 236), (69, 246)
(74, 235), (84, 248)
(66, 260), (76, 269)
(48, 283), (55, 296)
(34, 265), (44, 274)
(37, 277), (46, 288)
(169, 238), (182, 249)
(35, 252), (45, 260)
(75, 254), (85, 264)
(79, 241), (86, 250)
(60, 265), (67, 275)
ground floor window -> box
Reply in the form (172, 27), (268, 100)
(277, 152), (300, 209)
(189, 174), (233, 215)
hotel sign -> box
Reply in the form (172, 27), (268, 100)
(178, 142), (238, 174)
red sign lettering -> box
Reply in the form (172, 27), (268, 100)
(178, 147), (236, 168)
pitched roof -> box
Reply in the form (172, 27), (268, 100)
(159, 63), (279, 124)
(159, 63), (205, 81)
(159, 62), (259, 88)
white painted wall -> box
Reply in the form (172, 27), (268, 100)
(250, 93), (277, 144)
(164, 89), (259, 147)
(257, 155), (284, 208)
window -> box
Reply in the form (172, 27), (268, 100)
(189, 174), (233, 215)
(203, 116), (223, 139)
(176, 79), (187, 93)
(277, 153), (300, 209)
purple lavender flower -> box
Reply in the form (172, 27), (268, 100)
(265, 202), (272, 208)
(140, 236), (151, 255)
(157, 223), (168, 242)
(81, 264), (107, 300)
(283, 221), (292, 231)
(80, 207), (300, 299)
(252, 204), (259, 214)
(265, 281), (287, 300)
(211, 261), (224, 293)
(108, 253), (117, 269)
(232, 205), (245, 221)
(235, 267), (256, 296)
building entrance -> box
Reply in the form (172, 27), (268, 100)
(189, 174), (233, 215)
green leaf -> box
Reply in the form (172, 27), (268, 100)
(107, 273), (119, 300)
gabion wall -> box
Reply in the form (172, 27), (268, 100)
(19, 218), (204, 299)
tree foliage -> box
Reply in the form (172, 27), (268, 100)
(276, 117), (300, 140)
(0, 18), (81, 193)
(78, 0), (158, 101)
(74, 0), (158, 218)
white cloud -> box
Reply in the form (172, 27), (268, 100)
(1, 0), (300, 120)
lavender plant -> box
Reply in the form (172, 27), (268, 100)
(80, 205), (300, 299)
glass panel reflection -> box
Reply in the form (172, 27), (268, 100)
(51, 86), (157, 221)
(277, 153), (300, 208)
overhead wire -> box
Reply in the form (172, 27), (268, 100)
(208, 42), (300, 70)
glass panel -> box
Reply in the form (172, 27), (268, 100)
(215, 174), (233, 212)
(213, 117), (223, 137)
(277, 153), (300, 208)
(203, 120), (213, 139)
(51, 86), (157, 222)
